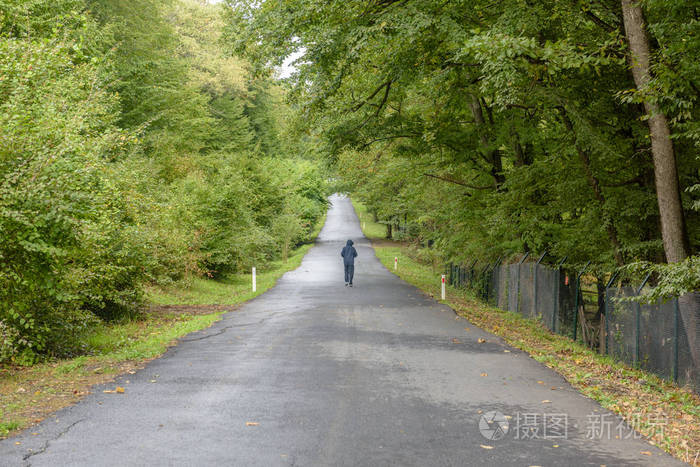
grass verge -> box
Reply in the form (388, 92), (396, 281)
(0, 212), (327, 439)
(146, 243), (316, 305)
(353, 199), (700, 465)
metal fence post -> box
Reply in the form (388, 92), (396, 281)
(515, 252), (530, 316)
(634, 273), (651, 367)
(469, 259), (477, 288)
(572, 261), (591, 342)
(553, 256), (567, 333)
(483, 263), (493, 301)
(673, 297), (680, 383)
(603, 272), (619, 356)
(534, 251), (547, 318)
(492, 256), (503, 306)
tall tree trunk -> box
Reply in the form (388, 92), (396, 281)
(621, 0), (690, 263)
(469, 95), (505, 187)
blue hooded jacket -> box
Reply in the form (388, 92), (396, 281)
(341, 239), (358, 265)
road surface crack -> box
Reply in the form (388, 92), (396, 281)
(181, 324), (234, 342)
(181, 312), (286, 342)
(23, 418), (85, 465)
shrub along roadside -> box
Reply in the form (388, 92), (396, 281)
(353, 200), (700, 465)
(0, 216), (325, 440)
(0, 0), (330, 365)
(147, 211), (326, 305)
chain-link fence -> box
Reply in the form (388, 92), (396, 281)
(606, 288), (699, 392)
(446, 260), (700, 393)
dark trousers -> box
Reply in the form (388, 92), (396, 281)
(344, 264), (354, 284)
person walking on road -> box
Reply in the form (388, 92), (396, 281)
(341, 239), (358, 287)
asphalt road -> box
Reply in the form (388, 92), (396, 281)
(0, 195), (685, 466)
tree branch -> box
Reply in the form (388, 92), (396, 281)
(422, 172), (493, 190)
(349, 80), (392, 112)
(359, 134), (415, 149)
(584, 10), (617, 33)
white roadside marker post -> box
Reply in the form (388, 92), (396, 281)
(441, 274), (446, 300)
(394, 257), (398, 270)
(252, 267), (256, 292)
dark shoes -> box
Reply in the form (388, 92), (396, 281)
(349, 283), (353, 287)
(345, 283), (348, 287)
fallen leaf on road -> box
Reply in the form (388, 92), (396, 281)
(246, 422), (259, 426)
(553, 445), (559, 448)
(452, 338), (461, 344)
(103, 390), (115, 393)
(640, 451), (652, 456)
(464, 327), (470, 331)
(480, 373), (488, 377)
(478, 338), (486, 343)
(541, 400), (551, 403)
(455, 316), (460, 320)
(537, 381), (544, 384)
(116, 387), (125, 393)
(15, 442), (20, 445)
(480, 445), (493, 450)
(503, 349), (510, 353)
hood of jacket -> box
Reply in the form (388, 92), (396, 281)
(346, 239), (354, 246)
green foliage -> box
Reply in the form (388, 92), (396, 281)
(626, 256), (700, 302)
(228, 0), (699, 292)
(0, 0), (328, 363)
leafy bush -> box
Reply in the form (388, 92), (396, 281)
(0, 0), (329, 363)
